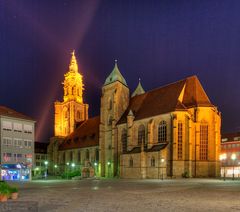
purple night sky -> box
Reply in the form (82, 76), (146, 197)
(0, 0), (240, 142)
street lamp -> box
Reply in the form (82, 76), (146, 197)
(161, 158), (165, 180)
(66, 162), (70, 179)
(54, 165), (58, 176)
(219, 153), (226, 181)
(231, 153), (236, 180)
(94, 162), (98, 177)
(107, 161), (111, 178)
(71, 163), (75, 168)
(44, 161), (48, 179)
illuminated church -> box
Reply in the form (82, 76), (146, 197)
(48, 52), (221, 178)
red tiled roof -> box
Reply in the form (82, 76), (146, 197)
(182, 76), (212, 107)
(117, 75), (213, 124)
(59, 116), (100, 150)
(0, 106), (34, 121)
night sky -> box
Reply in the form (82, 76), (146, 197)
(1, 0), (240, 142)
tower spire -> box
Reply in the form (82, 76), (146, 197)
(104, 60), (128, 86)
(131, 78), (145, 97)
(69, 50), (78, 73)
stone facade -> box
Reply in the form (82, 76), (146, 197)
(99, 62), (129, 177)
(118, 107), (221, 178)
(48, 53), (221, 179)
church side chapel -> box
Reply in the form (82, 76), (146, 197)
(47, 52), (221, 179)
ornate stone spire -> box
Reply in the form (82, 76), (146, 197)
(69, 50), (78, 73)
(104, 60), (128, 86)
(131, 78), (145, 97)
(54, 50), (89, 137)
(63, 50), (84, 103)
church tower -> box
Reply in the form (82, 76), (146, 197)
(54, 51), (89, 137)
(99, 61), (129, 177)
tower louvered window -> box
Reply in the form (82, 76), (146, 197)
(122, 129), (127, 153)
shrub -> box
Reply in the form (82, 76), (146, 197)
(182, 171), (189, 178)
(10, 187), (18, 193)
(0, 182), (11, 197)
(61, 170), (81, 179)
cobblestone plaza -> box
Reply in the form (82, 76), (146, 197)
(3, 179), (240, 212)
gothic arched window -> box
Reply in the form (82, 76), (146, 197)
(121, 129), (127, 153)
(72, 86), (74, 95)
(64, 108), (68, 119)
(62, 152), (65, 164)
(78, 151), (81, 163)
(200, 123), (208, 160)
(86, 149), (89, 160)
(151, 157), (155, 167)
(178, 122), (183, 160)
(138, 125), (145, 145)
(129, 157), (133, 167)
(108, 116), (113, 126)
(158, 121), (167, 143)
(108, 99), (113, 110)
(69, 151), (73, 162)
(77, 111), (80, 119)
(95, 148), (99, 162)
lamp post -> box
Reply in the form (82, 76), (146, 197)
(54, 164), (58, 176)
(44, 161), (48, 179)
(161, 158), (165, 180)
(231, 153), (236, 180)
(219, 153), (226, 181)
(107, 161), (111, 178)
(94, 162), (98, 177)
(66, 162), (70, 179)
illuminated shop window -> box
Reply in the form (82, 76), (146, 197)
(3, 153), (12, 162)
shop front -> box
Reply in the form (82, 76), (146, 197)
(0, 163), (31, 181)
